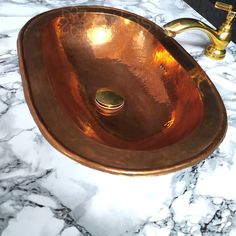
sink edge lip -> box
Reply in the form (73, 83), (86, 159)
(17, 5), (228, 176)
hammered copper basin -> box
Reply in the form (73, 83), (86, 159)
(18, 6), (227, 175)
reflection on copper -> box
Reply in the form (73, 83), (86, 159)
(83, 122), (96, 137)
(153, 48), (176, 65)
(134, 30), (145, 47)
(164, 111), (176, 128)
(87, 25), (112, 45)
(124, 19), (131, 25)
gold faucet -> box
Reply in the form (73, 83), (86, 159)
(163, 1), (236, 60)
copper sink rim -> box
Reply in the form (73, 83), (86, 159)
(17, 5), (227, 176)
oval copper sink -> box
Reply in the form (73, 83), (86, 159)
(17, 6), (227, 175)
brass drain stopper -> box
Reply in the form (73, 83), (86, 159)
(95, 89), (124, 116)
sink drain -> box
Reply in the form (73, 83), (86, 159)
(95, 89), (124, 116)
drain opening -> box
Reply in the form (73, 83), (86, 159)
(95, 89), (124, 116)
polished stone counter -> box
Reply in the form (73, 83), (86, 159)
(0, 0), (236, 235)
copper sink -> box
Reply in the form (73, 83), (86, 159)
(17, 6), (227, 175)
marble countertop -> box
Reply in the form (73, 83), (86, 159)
(0, 0), (236, 235)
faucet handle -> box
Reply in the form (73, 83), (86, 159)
(215, 2), (233, 12)
(215, 1), (236, 23)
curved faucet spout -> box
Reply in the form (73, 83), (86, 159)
(163, 18), (231, 60)
(164, 18), (218, 41)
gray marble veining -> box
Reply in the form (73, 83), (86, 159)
(0, 0), (236, 235)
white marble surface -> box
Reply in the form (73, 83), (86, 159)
(0, 0), (236, 235)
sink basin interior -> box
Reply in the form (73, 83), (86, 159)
(18, 6), (226, 175)
(41, 12), (203, 150)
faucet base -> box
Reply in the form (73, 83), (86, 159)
(204, 45), (226, 60)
